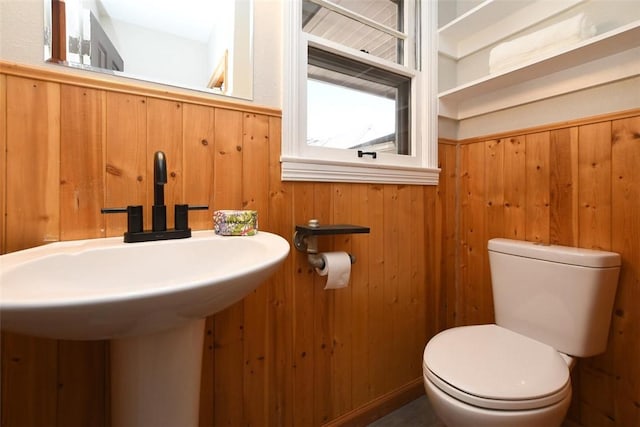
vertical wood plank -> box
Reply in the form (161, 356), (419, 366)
(212, 108), (243, 210)
(2, 76), (62, 427)
(181, 103), (215, 427)
(212, 108), (245, 427)
(313, 183), (333, 426)
(59, 85), (105, 240)
(485, 139), (505, 242)
(182, 103), (215, 229)
(1, 333), (58, 427)
(580, 364), (617, 427)
(199, 316), (215, 427)
(410, 185), (428, 374)
(367, 184), (386, 398)
(575, 119), (612, 425)
(430, 145), (449, 336)
(382, 185), (400, 389)
(549, 127), (579, 246)
(548, 126), (582, 421)
(578, 121), (612, 250)
(291, 182), (316, 427)
(610, 116), (640, 427)
(458, 144), (471, 326)
(423, 183), (440, 340)
(145, 99), (183, 229)
(503, 136), (526, 240)
(266, 116), (294, 427)
(459, 143), (488, 325)
(438, 143), (458, 329)
(330, 183), (353, 418)
(350, 183), (370, 409)
(5, 76), (60, 252)
(58, 85), (108, 427)
(241, 113), (271, 427)
(395, 184), (415, 385)
(56, 341), (107, 427)
(104, 92), (147, 237)
(525, 131), (550, 243)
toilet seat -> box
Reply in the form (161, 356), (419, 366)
(423, 324), (571, 411)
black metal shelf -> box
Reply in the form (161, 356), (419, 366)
(295, 224), (370, 236)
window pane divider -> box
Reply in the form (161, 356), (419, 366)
(306, 34), (415, 79)
(308, 0), (407, 41)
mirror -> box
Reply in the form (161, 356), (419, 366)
(44, 0), (253, 100)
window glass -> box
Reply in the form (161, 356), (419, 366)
(307, 46), (410, 154)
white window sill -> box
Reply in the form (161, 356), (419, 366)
(281, 156), (440, 185)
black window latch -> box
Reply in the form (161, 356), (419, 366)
(357, 150), (377, 159)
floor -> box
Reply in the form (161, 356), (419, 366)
(368, 395), (580, 427)
(367, 396), (445, 427)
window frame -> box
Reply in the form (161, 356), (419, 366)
(282, 0), (439, 185)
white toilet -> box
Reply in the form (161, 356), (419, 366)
(423, 238), (621, 427)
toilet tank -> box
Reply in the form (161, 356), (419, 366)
(488, 238), (621, 357)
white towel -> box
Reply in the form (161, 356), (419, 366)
(489, 13), (596, 73)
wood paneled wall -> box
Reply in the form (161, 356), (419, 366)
(446, 113), (640, 427)
(2, 63), (637, 427)
(0, 66), (443, 427)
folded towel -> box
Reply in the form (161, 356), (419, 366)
(489, 13), (596, 73)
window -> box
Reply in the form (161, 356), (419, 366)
(282, 0), (438, 184)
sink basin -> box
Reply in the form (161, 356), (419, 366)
(0, 230), (289, 340)
(1, 230), (289, 426)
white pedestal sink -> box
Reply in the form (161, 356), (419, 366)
(0, 230), (290, 427)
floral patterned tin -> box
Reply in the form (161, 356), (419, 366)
(213, 210), (258, 236)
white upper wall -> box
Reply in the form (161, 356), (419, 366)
(1, 0), (636, 140)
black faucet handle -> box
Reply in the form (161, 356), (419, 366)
(101, 205), (144, 233)
(175, 204), (189, 231)
(174, 204), (209, 231)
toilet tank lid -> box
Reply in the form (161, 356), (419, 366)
(488, 238), (621, 268)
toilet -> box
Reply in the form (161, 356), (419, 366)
(423, 238), (621, 427)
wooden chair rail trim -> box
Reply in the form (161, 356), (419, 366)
(0, 60), (281, 117)
(456, 108), (640, 145)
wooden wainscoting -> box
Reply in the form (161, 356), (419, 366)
(3, 61), (636, 427)
(0, 63), (444, 427)
(450, 112), (640, 427)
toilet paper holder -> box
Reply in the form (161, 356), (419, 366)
(294, 219), (370, 269)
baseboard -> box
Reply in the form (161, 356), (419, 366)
(322, 378), (425, 427)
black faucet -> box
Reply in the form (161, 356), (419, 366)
(101, 151), (208, 243)
(152, 151), (168, 232)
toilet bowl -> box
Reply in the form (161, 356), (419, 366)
(423, 325), (573, 427)
(422, 238), (621, 427)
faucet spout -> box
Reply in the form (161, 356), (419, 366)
(154, 151), (167, 207)
(152, 151), (167, 231)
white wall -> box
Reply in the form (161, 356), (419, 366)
(1, 0), (635, 139)
(456, 76), (640, 139)
(436, 0), (640, 140)
(0, 0), (281, 108)
(109, 19), (209, 89)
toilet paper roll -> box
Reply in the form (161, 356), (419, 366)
(315, 251), (351, 290)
